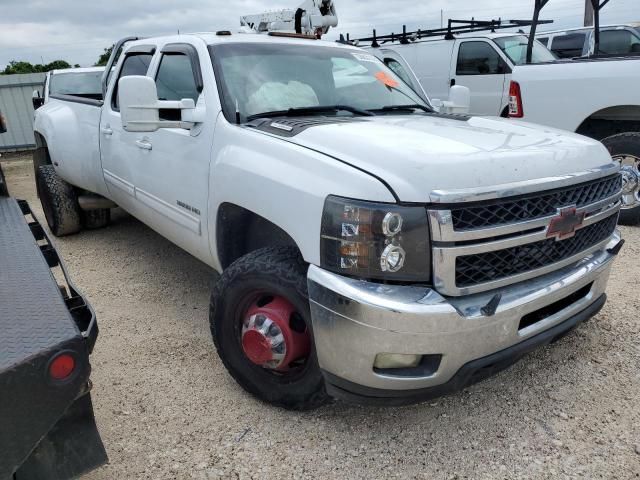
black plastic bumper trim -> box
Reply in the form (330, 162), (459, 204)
(323, 294), (606, 406)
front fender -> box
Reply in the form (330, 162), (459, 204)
(208, 119), (396, 270)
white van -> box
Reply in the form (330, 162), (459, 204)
(364, 33), (555, 117)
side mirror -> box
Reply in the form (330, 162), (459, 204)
(430, 98), (444, 112)
(32, 90), (44, 110)
(431, 86), (471, 115)
(447, 85), (471, 114)
(119, 75), (205, 132)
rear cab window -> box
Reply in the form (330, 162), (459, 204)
(456, 41), (508, 75)
(493, 35), (556, 65)
(549, 33), (586, 58)
(49, 71), (103, 100)
(111, 52), (154, 111)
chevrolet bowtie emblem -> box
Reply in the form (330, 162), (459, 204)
(547, 206), (586, 241)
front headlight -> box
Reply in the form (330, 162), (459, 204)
(320, 196), (431, 282)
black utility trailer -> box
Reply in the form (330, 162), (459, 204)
(0, 167), (107, 479)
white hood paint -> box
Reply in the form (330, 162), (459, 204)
(283, 115), (612, 203)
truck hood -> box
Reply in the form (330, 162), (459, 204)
(278, 115), (611, 202)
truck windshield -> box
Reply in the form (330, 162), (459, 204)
(49, 71), (103, 100)
(493, 35), (557, 65)
(209, 43), (430, 123)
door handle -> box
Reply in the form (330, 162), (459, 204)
(135, 139), (152, 151)
(101, 127), (113, 136)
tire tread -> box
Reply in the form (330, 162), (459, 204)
(37, 165), (81, 236)
(210, 246), (329, 410)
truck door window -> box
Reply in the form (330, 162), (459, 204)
(111, 53), (153, 111)
(550, 33), (586, 58)
(456, 42), (505, 75)
(599, 30), (640, 54)
(537, 37), (549, 47)
(155, 53), (200, 120)
(156, 53), (200, 102)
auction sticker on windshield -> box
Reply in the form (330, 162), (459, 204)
(351, 52), (379, 63)
(375, 71), (399, 88)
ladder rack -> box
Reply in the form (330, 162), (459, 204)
(342, 18), (553, 47)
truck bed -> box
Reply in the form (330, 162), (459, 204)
(0, 196), (105, 480)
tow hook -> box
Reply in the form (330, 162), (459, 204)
(481, 293), (502, 317)
(607, 239), (625, 256)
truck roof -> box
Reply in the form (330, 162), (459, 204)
(126, 32), (359, 50)
(51, 66), (105, 75)
(538, 23), (640, 35)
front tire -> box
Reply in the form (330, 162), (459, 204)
(210, 246), (329, 410)
(602, 132), (640, 225)
(36, 165), (81, 236)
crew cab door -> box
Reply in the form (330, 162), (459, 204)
(450, 40), (510, 116)
(129, 42), (215, 262)
(100, 46), (155, 211)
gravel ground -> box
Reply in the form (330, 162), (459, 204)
(2, 154), (640, 480)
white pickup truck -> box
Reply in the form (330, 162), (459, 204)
(509, 56), (640, 224)
(34, 30), (624, 409)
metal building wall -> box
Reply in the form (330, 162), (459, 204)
(0, 73), (46, 152)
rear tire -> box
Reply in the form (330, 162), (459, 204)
(82, 208), (111, 230)
(36, 165), (81, 236)
(210, 246), (329, 410)
(602, 132), (640, 226)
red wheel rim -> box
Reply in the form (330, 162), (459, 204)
(240, 295), (310, 372)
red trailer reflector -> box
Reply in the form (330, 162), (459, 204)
(49, 353), (76, 380)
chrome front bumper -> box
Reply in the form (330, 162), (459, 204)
(307, 232), (621, 402)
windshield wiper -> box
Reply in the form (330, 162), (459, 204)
(370, 104), (433, 114)
(246, 105), (374, 122)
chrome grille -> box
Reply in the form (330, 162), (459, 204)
(429, 165), (622, 296)
(451, 174), (621, 231)
(455, 214), (618, 287)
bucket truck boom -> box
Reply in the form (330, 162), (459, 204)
(240, 0), (338, 37)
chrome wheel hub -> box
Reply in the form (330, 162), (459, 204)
(242, 314), (286, 369)
(240, 295), (311, 372)
(614, 155), (640, 209)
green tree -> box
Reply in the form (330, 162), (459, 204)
(44, 60), (72, 71)
(2, 59), (73, 75)
(95, 46), (113, 66)
(2, 61), (37, 74)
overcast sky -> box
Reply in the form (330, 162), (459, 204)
(1, 0), (638, 69)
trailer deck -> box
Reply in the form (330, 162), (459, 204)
(0, 196), (105, 480)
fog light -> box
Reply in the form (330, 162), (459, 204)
(374, 353), (421, 369)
